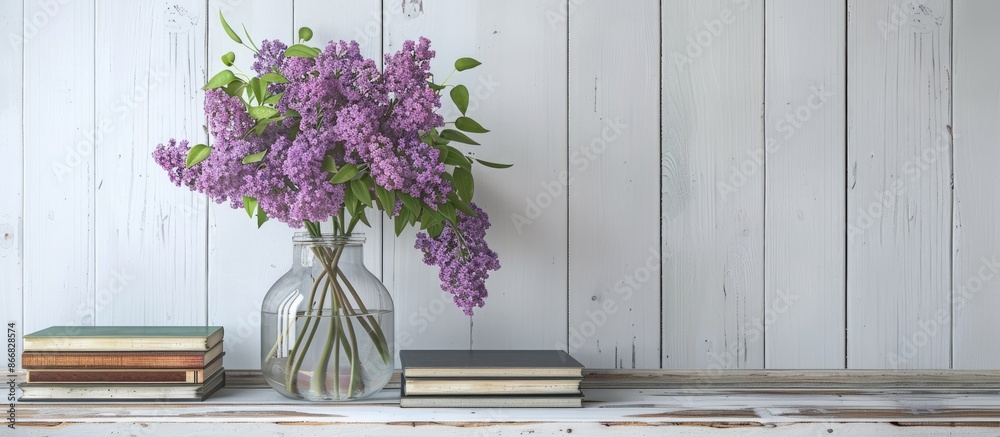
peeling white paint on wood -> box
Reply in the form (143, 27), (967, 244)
(847, 0), (952, 369)
(763, 0), (846, 369)
(14, 385), (1000, 435)
(952, 0), (1000, 369)
(662, 0), (765, 368)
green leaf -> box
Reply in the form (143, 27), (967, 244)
(355, 208), (371, 227)
(350, 179), (372, 207)
(427, 82), (446, 91)
(242, 151), (266, 164)
(454, 57), (481, 71)
(398, 193), (421, 216)
(475, 158), (513, 169)
(439, 202), (457, 224)
(321, 155), (338, 173)
(219, 12), (243, 44)
(394, 211), (409, 236)
(329, 163), (359, 184)
(257, 206), (269, 228)
(447, 192), (478, 217)
(203, 70), (237, 90)
(428, 222), (445, 238)
(224, 80), (244, 97)
(248, 106), (279, 120)
(298, 27), (313, 42)
(185, 144), (211, 168)
(242, 24), (259, 52)
(440, 129), (480, 145)
(242, 196), (257, 218)
(374, 185), (395, 213)
(248, 77), (263, 103)
(442, 146), (471, 169)
(450, 85), (469, 115)
(221, 51), (235, 67)
(453, 167), (474, 202)
(343, 184), (358, 215)
(263, 92), (283, 105)
(261, 72), (289, 84)
(455, 116), (489, 133)
(285, 44), (319, 58)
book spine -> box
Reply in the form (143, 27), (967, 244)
(22, 354), (204, 369)
(27, 370), (192, 383)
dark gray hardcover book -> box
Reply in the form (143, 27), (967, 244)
(400, 350), (584, 378)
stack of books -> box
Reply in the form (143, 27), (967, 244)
(399, 350), (585, 408)
(19, 326), (225, 401)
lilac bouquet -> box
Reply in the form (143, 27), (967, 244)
(153, 15), (506, 396)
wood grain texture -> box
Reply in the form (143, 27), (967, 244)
(763, 0), (846, 369)
(662, 0), (765, 369)
(457, 0), (568, 353)
(0, 0), (23, 360)
(22, 0), (96, 334)
(295, 0), (385, 280)
(952, 0), (1000, 369)
(206, 0), (295, 370)
(569, 0), (660, 368)
(94, 1), (208, 327)
(846, 0), (952, 369)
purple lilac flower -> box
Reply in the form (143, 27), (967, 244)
(155, 36), (500, 312)
(415, 203), (500, 315)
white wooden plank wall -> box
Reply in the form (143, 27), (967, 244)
(847, 0), (952, 369)
(570, 0), (660, 368)
(21, 0), (96, 335)
(662, 0), (765, 369)
(952, 0), (1000, 369)
(0, 0), (24, 364)
(5, 0), (1000, 371)
(94, 0), (209, 327)
(763, 0), (846, 369)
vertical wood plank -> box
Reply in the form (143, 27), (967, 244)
(382, 0), (473, 356)
(22, 0), (96, 333)
(763, 0), (846, 369)
(207, 0), (295, 370)
(952, 0), (1000, 369)
(94, 1), (208, 327)
(662, 0), (765, 369)
(295, 0), (384, 279)
(460, 0), (568, 353)
(568, 0), (660, 368)
(846, 0), (951, 369)
(0, 0), (23, 358)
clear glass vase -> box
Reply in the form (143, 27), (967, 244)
(261, 233), (394, 401)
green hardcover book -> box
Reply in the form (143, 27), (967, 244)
(400, 350), (584, 378)
(23, 326), (224, 352)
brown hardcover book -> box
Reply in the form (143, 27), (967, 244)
(25, 356), (223, 384)
(22, 342), (224, 369)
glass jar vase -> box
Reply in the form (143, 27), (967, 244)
(261, 233), (394, 401)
